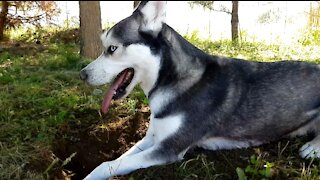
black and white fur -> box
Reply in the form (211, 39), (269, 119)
(80, 1), (320, 179)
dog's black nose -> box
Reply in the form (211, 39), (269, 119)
(80, 69), (88, 81)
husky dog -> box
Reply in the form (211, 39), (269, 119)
(80, 1), (320, 179)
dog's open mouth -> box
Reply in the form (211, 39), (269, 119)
(101, 68), (135, 114)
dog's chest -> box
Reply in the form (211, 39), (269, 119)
(149, 89), (175, 116)
(148, 114), (183, 142)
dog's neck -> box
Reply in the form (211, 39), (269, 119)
(152, 25), (209, 91)
(146, 25), (210, 116)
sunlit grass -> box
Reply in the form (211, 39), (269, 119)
(184, 30), (320, 63)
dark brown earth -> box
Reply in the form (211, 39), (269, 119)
(52, 100), (151, 180)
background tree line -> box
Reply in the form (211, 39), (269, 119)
(2, 1), (320, 58)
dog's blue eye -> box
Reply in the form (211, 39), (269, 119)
(108, 45), (118, 54)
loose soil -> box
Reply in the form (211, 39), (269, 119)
(52, 100), (151, 180)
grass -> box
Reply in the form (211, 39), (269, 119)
(184, 30), (320, 63)
(1, 27), (320, 180)
(0, 41), (94, 179)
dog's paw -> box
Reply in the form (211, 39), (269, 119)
(299, 138), (320, 159)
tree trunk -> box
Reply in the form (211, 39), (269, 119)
(79, 1), (103, 59)
(231, 1), (239, 44)
(133, 1), (140, 9)
(0, 1), (9, 41)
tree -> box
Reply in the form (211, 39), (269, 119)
(189, 1), (214, 11)
(308, 1), (320, 29)
(79, 1), (103, 59)
(189, 1), (239, 44)
(231, 1), (239, 44)
(0, 1), (60, 41)
(0, 1), (9, 40)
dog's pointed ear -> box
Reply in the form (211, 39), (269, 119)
(136, 1), (167, 37)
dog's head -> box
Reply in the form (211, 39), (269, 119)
(80, 1), (167, 114)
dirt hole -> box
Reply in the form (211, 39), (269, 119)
(52, 104), (150, 180)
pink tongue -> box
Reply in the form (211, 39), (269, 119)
(101, 71), (127, 114)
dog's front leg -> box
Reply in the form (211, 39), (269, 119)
(117, 119), (155, 159)
(117, 136), (153, 159)
(84, 145), (178, 180)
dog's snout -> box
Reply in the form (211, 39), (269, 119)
(80, 69), (88, 81)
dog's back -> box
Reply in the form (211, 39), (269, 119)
(214, 59), (320, 141)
